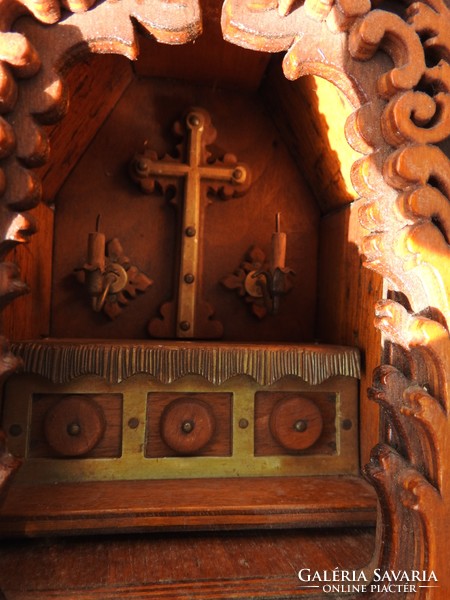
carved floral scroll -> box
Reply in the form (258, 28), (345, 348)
(0, 0), (449, 599)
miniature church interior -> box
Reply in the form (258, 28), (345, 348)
(0, 0), (448, 597)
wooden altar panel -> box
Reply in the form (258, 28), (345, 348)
(50, 73), (320, 342)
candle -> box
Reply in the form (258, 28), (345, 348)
(270, 212), (286, 270)
(87, 232), (105, 271)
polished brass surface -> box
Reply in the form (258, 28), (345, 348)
(3, 341), (360, 484)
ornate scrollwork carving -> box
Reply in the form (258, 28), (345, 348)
(0, 336), (21, 499)
(406, 0), (450, 61)
(349, 10), (426, 99)
(381, 63), (450, 147)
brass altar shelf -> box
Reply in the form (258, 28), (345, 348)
(0, 340), (376, 536)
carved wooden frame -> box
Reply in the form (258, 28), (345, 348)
(0, 0), (449, 598)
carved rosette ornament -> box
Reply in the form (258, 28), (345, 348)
(0, 0), (448, 598)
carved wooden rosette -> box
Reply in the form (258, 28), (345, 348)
(0, 0), (448, 598)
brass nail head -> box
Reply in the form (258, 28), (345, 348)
(67, 422), (81, 436)
(181, 420), (194, 433)
(294, 419), (308, 432)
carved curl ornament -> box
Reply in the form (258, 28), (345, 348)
(0, 0), (449, 598)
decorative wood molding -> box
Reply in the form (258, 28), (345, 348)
(0, 337), (22, 499)
(0, 430), (21, 501)
(10, 340), (360, 386)
(0, 1), (448, 599)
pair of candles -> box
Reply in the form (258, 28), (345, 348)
(87, 214), (286, 272)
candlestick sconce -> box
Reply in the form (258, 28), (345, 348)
(221, 214), (294, 319)
(76, 224), (153, 319)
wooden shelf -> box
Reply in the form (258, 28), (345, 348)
(0, 476), (376, 537)
(0, 527), (376, 599)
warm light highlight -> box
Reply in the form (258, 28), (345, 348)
(312, 75), (361, 201)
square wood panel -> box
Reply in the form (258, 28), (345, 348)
(29, 393), (123, 458)
(145, 392), (232, 457)
(254, 391), (336, 456)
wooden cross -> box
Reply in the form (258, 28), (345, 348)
(131, 107), (251, 338)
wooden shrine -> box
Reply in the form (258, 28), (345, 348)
(0, 0), (449, 598)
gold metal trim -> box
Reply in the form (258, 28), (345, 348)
(3, 374), (359, 484)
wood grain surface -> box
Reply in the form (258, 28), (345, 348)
(0, 527), (375, 599)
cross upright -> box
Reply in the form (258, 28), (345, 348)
(131, 107), (251, 339)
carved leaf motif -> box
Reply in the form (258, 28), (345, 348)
(126, 266), (153, 293)
(251, 302), (267, 319)
(0, 32), (41, 77)
(0, 430), (21, 501)
(380, 60), (450, 148)
(101, 240), (153, 319)
(349, 10), (426, 98)
(0, 261), (29, 306)
(382, 89), (450, 146)
(222, 247), (273, 318)
(103, 300), (122, 320)
(0, 337), (22, 498)
(398, 185), (450, 238)
(247, 245), (266, 265)
(221, 271), (246, 295)
(374, 300), (449, 351)
(385, 143), (450, 195)
(370, 363), (447, 487)
(407, 0), (450, 62)
(107, 238), (126, 264)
